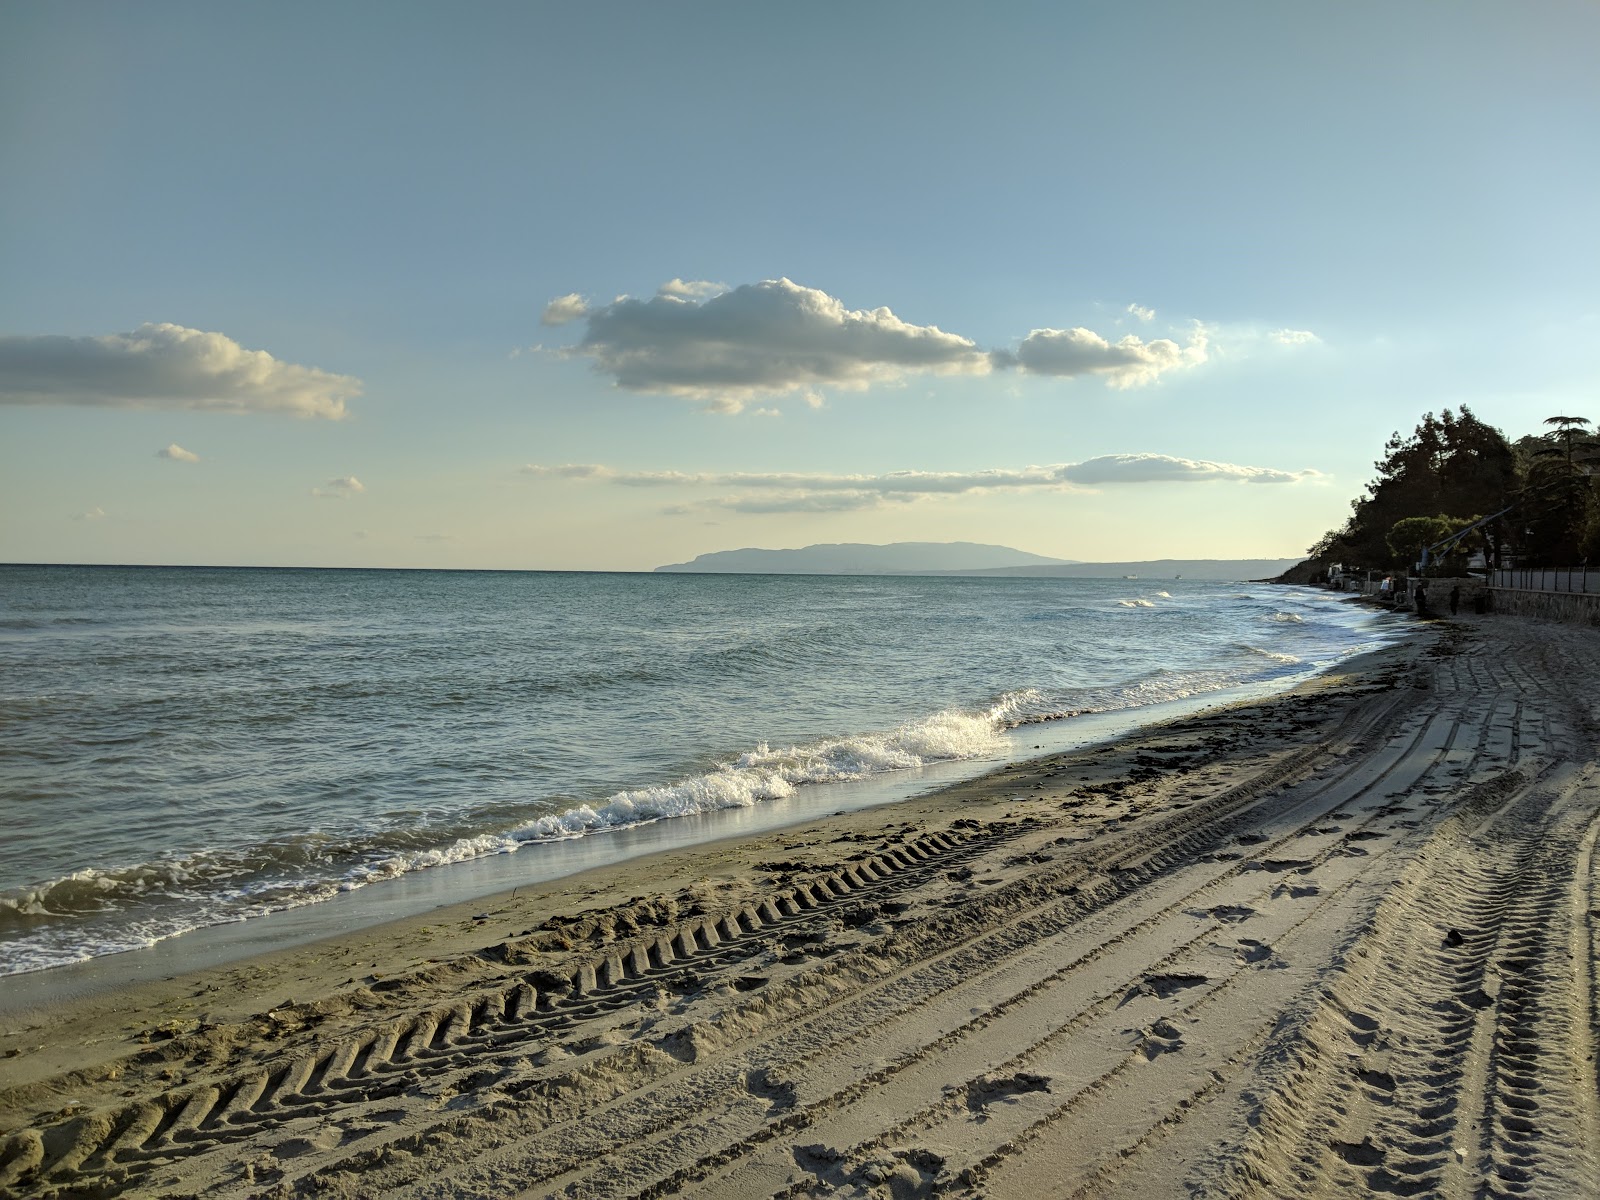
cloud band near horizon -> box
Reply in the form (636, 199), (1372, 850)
(522, 453), (1324, 513)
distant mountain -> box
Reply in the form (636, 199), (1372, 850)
(654, 541), (1076, 575)
(653, 543), (1295, 580)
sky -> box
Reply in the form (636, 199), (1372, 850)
(2, 1), (1597, 571)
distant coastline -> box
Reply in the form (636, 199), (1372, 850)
(655, 542), (1299, 581)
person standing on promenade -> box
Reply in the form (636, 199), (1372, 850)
(1415, 580), (1430, 616)
(1449, 585), (1460, 616)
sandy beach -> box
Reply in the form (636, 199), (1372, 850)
(3, 608), (1597, 1199)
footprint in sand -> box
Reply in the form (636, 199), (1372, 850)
(1234, 939), (1280, 967)
(1129, 1017), (1186, 1060)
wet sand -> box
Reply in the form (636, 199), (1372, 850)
(3, 611), (1598, 1198)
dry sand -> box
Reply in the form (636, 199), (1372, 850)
(3, 610), (1598, 1198)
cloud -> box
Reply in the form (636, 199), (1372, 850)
(71, 506), (107, 520)
(521, 454), (1320, 512)
(1269, 328), (1321, 345)
(1127, 303), (1155, 321)
(1058, 453), (1321, 485)
(0, 324), (358, 418)
(1008, 325), (1209, 388)
(657, 278), (727, 299)
(541, 294), (589, 326)
(519, 462), (612, 478)
(312, 475), (365, 499)
(711, 491), (889, 514)
(156, 443), (200, 463)
(564, 278), (992, 410)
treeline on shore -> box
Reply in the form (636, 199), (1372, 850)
(1293, 407), (1598, 581)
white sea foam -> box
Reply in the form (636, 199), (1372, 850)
(1155, 591), (1173, 599)
(504, 698), (1026, 844)
(1235, 643), (1302, 665)
(1267, 611), (1305, 623)
(1117, 598), (1156, 608)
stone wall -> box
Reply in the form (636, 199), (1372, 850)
(1488, 587), (1600, 628)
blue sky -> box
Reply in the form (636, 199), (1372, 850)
(3, 1), (1597, 570)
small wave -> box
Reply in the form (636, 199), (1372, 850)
(499, 699), (1026, 845)
(0, 693), (1038, 972)
(1155, 591), (1172, 599)
(1266, 611), (1305, 623)
(1233, 643), (1302, 665)
(1117, 599), (1155, 609)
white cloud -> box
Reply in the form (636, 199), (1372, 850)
(519, 462), (613, 478)
(1127, 303), (1155, 321)
(1269, 328), (1321, 345)
(1008, 324), (1209, 388)
(71, 506), (107, 520)
(713, 491), (890, 514)
(1058, 453), (1322, 486)
(0, 324), (358, 418)
(156, 443), (200, 463)
(657, 278), (727, 299)
(521, 454), (1320, 512)
(312, 475), (365, 499)
(565, 278), (992, 410)
(541, 293), (590, 327)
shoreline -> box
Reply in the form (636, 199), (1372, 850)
(1, 592), (1402, 997)
(0, 640), (1418, 1032)
(8, 611), (1597, 1198)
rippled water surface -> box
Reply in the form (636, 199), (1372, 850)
(0, 565), (1404, 973)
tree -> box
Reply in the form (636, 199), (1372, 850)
(1386, 516), (1457, 564)
(1387, 515), (1483, 574)
(1543, 415), (1594, 470)
(1315, 407), (1517, 568)
(1512, 414), (1597, 564)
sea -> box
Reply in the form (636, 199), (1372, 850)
(0, 565), (1410, 981)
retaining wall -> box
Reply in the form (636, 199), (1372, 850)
(1488, 587), (1600, 628)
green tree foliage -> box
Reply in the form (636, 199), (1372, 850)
(1310, 407), (1516, 569)
(1510, 416), (1599, 564)
(1386, 515), (1482, 574)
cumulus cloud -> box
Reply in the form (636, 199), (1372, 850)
(156, 443), (200, 463)
(311, 475), (365, 499)
(521, 454), (1320, 513)
(0, 324), (358, 418)
(1008, 325), (1209, 388)
(540, 278), (1334, 405)
(541, 293), (589, 326)
(563, 278), (991, 410)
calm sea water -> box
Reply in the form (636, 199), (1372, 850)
(0, 565), (1405, 976)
